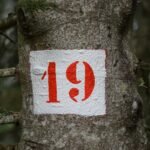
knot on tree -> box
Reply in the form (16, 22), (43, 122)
(126, 96), (143, 131)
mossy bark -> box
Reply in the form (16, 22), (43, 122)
(17, 0), (148, 149)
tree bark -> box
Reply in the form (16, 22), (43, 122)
(17, 0), (148, 149)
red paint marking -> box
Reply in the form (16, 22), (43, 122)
(69, 88), (79, 102)
(66, 61), (81, 102)
(66, 61), (81, 84)
(41, 71), (47, 80)
(82, 62), (95, 101)
(66, 61), (95, 102)
(42, 60), (96, 103)
(42, 62), (60, 103)
(47, 62), (60, 103)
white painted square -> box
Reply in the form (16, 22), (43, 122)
(30, 50), (106, 116)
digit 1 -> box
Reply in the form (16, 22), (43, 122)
(41, 62), (60, 103)
(47, 62), (60, 103)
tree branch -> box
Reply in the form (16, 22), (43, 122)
(0, 145), (18, 150)
(0, 112), (21, 124)
(0, 31), (16, 44)
(0, 67), (16, 78)
(0, 15), (17, 30)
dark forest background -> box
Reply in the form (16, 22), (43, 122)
(0, 0), (149, 148)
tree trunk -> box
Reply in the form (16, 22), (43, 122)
(17, 0), (148, 149)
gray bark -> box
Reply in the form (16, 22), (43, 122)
(17, 0), (148, 149)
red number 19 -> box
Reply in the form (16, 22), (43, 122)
(41, 61), (95, 103)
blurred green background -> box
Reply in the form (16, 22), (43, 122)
(0, 0), (21, 147)
(131, 0), (150, 139)
(0, 0), (21, 112)
(0, 0), (149, 148)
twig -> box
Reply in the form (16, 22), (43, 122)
(0, 145), (18, 150)
(0, 31), (16, 44)
(0, 67), (16, 77)
(0, 15), (17, 30)
(0, 112), (21, 124)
